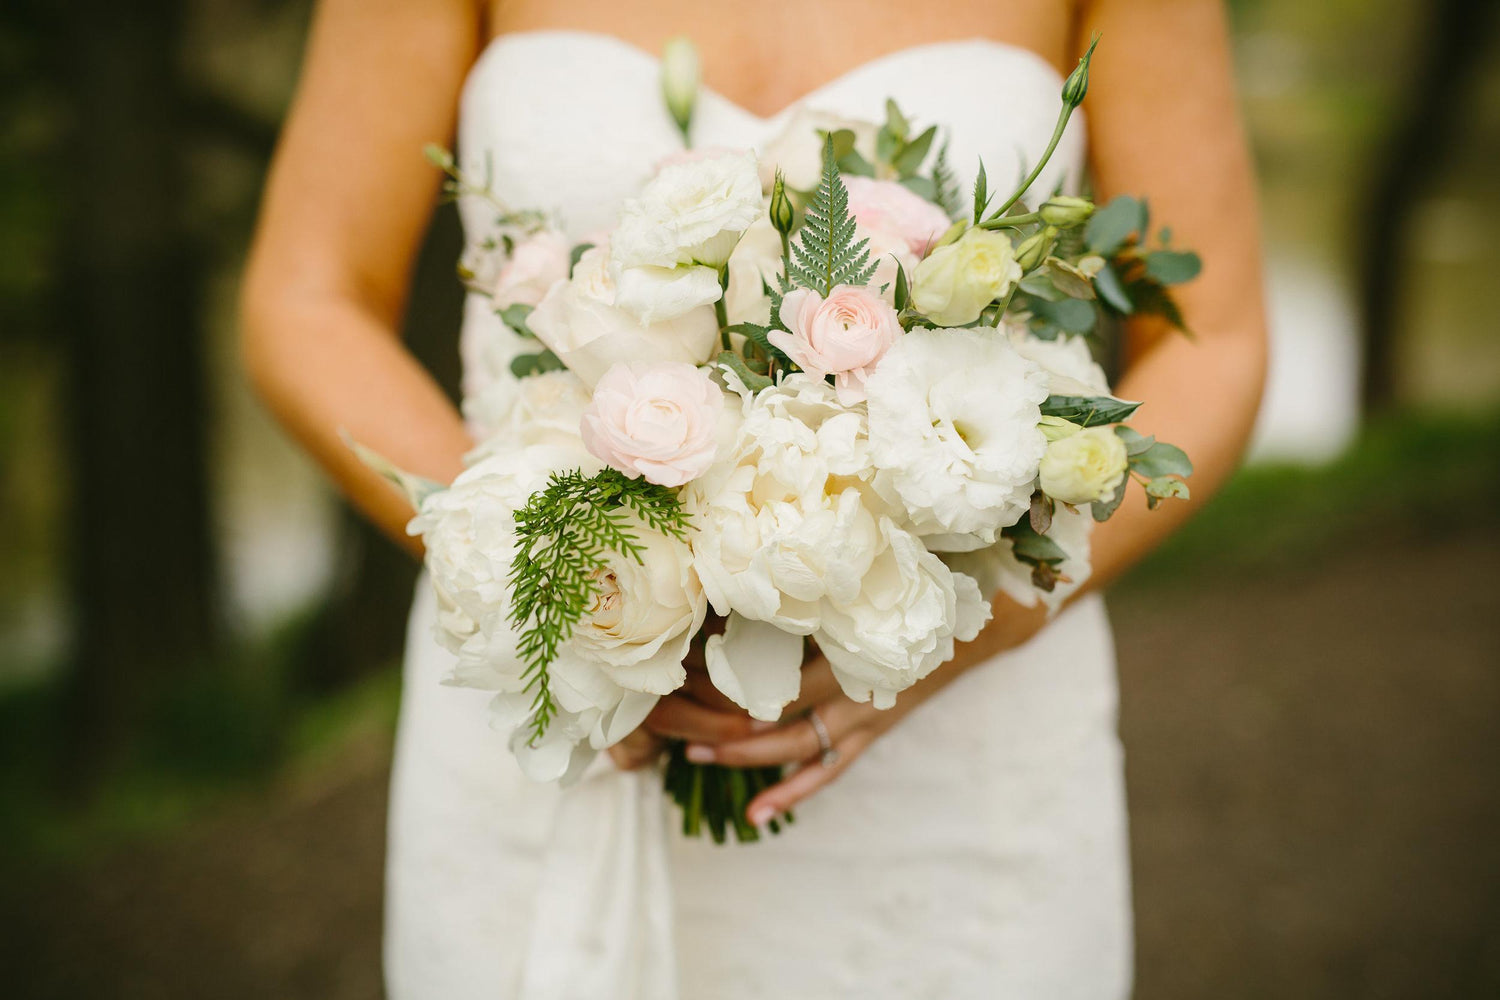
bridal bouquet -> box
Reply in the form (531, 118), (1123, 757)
(356, 38), (1198, 842)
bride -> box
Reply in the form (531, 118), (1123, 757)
(241, 0), (1267, 996)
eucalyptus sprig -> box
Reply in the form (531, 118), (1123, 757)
(508, 468), (691, 744)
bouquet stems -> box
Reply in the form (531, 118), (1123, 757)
(663, 741), (791, 843)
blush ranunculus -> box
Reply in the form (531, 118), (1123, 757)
(768, 284), (901, 404)
(581, 362), (723, 486)
(842, 176), (953, 258)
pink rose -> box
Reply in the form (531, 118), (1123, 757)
(581, 362), (722, 486)
(768, 285), (901, 404)
(842, 176), (952, 257)
(493, 230), (571, 308)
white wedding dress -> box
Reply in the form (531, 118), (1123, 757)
(385, 30), (1133, 1000)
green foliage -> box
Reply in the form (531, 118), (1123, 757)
(509, 349), (566, 379)
(508, 469), (691, 743)
(1040, 394), (1142, 426)
(783, 134), (875, 296)
(1002, 517), (1069, 592)
(930, 139), (962, 219)
(972, 160), (991, 224)
(498, 303), (536, 338)
(726, 322), (793, 369)
(1085, 195), (1148, 256)
(1145, 250), (1202, 285)
(715, 350), (773, 393)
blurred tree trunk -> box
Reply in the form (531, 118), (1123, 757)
(298, 206), (464, 692)
(56, 0), (220, 772)
(1359, 0), (1498, 412)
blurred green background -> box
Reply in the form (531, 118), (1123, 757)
(1, 1), (1498, 997)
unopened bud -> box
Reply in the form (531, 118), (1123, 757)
(661, 37), (700, 140)
(1015, 226), (1058, 272)
(769, 170), (795, 235)
(1039, 195), (1094, 228)
(1062, 35), (1100, 108)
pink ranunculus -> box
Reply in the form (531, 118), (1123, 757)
(493, 230), (572, 308)
(581, 362), (723, 487)
(842, 176), (952, 258)
(768, 285), (901, 405)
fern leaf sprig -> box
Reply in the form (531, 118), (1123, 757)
(783, 134), (876, 296)
(931, 138), (961, 220)
(507, 468), (691, 743)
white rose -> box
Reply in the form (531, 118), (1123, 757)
(942, 501), (1094, 614)
(759, 108), (878, 191)
(464, 368), (592, 458)
(1038, 425), (1129, 505)
(911, 228), (1022, 327)
(610, 149), (762, 321)
(865, 327), (1049, 549)
(529, 242), (719, 388)
(816, 516), (991, 709)
(492, 230), (571, 308)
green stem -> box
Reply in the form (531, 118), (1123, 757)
(987, 106), (1075, 222)
(976, 211), (1042, 231)
(715, 266), (731, 350)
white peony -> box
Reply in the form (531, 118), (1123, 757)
(758, 108), (878, 192)
(610, 149), (762, 322)
(815, 516), (991, 708)
(1005, 324), (1111, 395)
(865, 327), (1050, 550)
(529, 242), (719, 388)
(464, 368), (592, 460)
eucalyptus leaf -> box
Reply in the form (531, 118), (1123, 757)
(715, 351), (774, 392)
(1130, 441), (1194, 478)
(1033, 296), (1097, 335)
(1019, 274), (1064, 302)
(499, 303), (536, 338)
(893, 125), (937, 177)
(1040, 394), (1142, 426)
(824, 128), (858, 162)
(509, 349), (566, 378)
(1084, 195), (1145, 256)
(1042, 261), (1095, 300)
(1145, 250), (1202, 285)
(838, 151), (876, 178)
(1145, 477), (1190, 501)
(1091, 477), (1127, 522)
(1004, 519), (1067, 565)
(899, 175), (937, 201)
(1093, 262), (1134, 314)
(1114, 425), (1157, 457)
(884, 98), (910, 141)
(568, 242), (595, 276)
(875, 128), (899, 167)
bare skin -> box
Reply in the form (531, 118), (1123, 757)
(242, 0), (1267, 824)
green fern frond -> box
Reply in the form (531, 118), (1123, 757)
(507, 468), (690, 743)
(931, 138), (961, 220)
(783, 133), (876, 296)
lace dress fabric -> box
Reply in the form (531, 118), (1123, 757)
(386, 30), (1133, 999)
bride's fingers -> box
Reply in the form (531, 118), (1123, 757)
(744, 729), (874, 825)
(778, 659), (844, 719)
(680, 670), (747, 713)
(644, 694), (757, 744)
(689, 713), (824, 767)
(608, 729), (664, 770)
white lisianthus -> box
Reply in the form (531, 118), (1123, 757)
(911, 228), (1022, 327)
(723, 209), (783, 326)
(660, 36), (700, 136)
(865, 327), (1049, 550)
(942, 501), (1094, 613)
(758, 108), (878, 192)
(1005, 324), (1111, 395)
(465, 368), (592, 460)
(610, 149), (762, 322)
(1038, 425), (1129, 505)
(815, 517), (991, 708)
(529, 242), (719, 388)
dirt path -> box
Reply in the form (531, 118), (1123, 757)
(4, 520), (1498, 999)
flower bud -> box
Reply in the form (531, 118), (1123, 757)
(1014, 226), (1058, 272)
(769, 169), (795, 236)
(1038, 416), (1081, 442)
(661, 36), (700, 139)
(1039, 195), (1094, 229)
(1040, 425), (1129, 505)
(1062, 35), (1100, 108)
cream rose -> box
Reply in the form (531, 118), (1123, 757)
(770, 284), (900, 404)
(610, 149), (762, 321)
(492, 230), (571, 308)
(528, 242), (719, 388)
(758, 108), (878, 191)
(911, 228), (1022, 327)
(581, 362), (723, 486)
(1038, 425), (1129, 505)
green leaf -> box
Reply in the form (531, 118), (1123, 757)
(892, 257), (911, 312)
(1031, 296), (1097, 335)
(1019, 274), (1064, 302)
(893, 125), (937, 177)
(1145, 250), (1202, 285)
(568, 242), (595, 276)
(1084, 195), (1146, 256)
(875, 127), (900, 167)
(884, 98), (910, 141)
(1004, 518), (1067, 565)
(1040, 394), (1142, 426)
(783, 134), (876, 296)
(1145, 477), (1191, 503)
(1041, 261), (1095, 300)
(898, 175), (937, 201)
(837, 151), (876, 177)
(930, 139), (961, 219)
(342, 432), (445, 510)
(715, 350), (773, 393)
(1091, 478), (1127, 521)
(726, 322), (793, 368)
(509, 349), (566, 378)
(1093, 262), (1134, 314)
(972, 159), (990, 225)
(1114, 425), (1157, 457)
(1130, 441), (1194, 479)
(499, 303), (536, 338)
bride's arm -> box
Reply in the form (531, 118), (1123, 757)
(667, 0), (1270, 817)
(241, 0), (482, 556)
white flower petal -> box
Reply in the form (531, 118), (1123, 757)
(704, 614), (805, 722)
